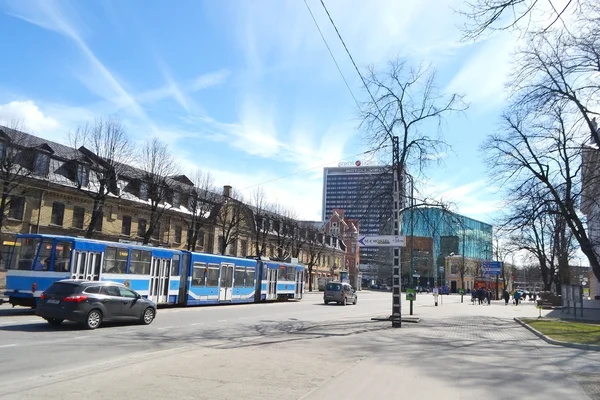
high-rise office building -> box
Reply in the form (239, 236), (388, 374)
(322, 163), (394, 269)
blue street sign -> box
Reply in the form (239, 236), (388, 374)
(482, 261), (502, 275)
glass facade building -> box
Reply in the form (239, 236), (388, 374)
(322, 165), (394, 266)
(401, 207), (493, 268)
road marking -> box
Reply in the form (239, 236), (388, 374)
(239, 317), (248, 320)
(0, 344), (17, 349)
(217, 319), (227, 322)
(190, 322), (204, 326)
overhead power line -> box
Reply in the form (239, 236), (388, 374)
(303, 0), (360, 109)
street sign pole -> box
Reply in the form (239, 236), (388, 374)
(392, 136), (402, 328)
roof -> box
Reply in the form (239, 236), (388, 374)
(0, 125), (84, 160)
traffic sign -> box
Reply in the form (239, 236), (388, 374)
(357, 235), (406, 247)
(482, 261), (502, 275)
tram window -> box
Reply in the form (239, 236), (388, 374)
(54, 242), (72, 272)
(278, 266), (287, 280)
(192, 262), (206, 286)
(103, 247), (127, 274)
(234, 266), (245, 288)
(206, 264), (219, 287)
(9, 238), (39, 270)
(33, 239), (53, 271)
(130, 250), (151, 275)
(287, 267), (296, 281)
(245, 267), (255, 288)
(171, 254), (180, 276)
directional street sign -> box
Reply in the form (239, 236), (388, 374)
(357, 235), (406, 247)
(482, 261), (502, 276)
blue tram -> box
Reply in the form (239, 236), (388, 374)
(4, 234), (305, 308)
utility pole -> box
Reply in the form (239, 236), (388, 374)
(461, 225), (465, 303)
(392, 136), (402, 328)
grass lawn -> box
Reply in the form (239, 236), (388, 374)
(522, 318), (600, 346)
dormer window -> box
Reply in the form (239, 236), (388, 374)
(76, 164), (89, 187)
(173, 191), (181, 208)
(33, 152), (50, 176)
(139, 182), (148, 200)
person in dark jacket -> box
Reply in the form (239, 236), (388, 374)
(503, 289), (510, 305)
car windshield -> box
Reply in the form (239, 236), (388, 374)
(326, 283), (342, 291)
(44, 282), (79, 296)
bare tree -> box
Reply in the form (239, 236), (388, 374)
(0, 120), (36, 264)
(213, 189), (247, 255)
(482, 99), (600, 281)
(184, 170), (219, 252)
(249, 187), (271, 258)
(303, 229), (327, 291)
(138, 138), (179, 245)
(460, 0), (585, 40)
(270, 203), (297, 261)
(70, 117), (134, 238)
(361, 59), (466, 179)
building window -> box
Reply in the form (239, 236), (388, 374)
(76, 164), (89, 187)
(174, 226), (182, 244)
(121, 216), (131, 236)
(240, 240), (248, 257)
(8, 196), (25, 220)
(139, 182), (148, 200)
(198, 231), (204, 248)
(50, 202), (65, 226)
(33, 152), (50, 176)
(72, 206), (85, 229)
(173, 191), (181, 208)
(137, 218), (146, 237)
(230, 240), (238, 256)
(94, 211), (103, 232)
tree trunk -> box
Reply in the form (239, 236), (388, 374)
(85, 197), (104, 239)
(308, 264), (313, 291)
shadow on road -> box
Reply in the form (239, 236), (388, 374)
(0, 307), (35, 317)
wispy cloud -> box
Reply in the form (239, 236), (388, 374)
(445, 34), (517, 111)
(5, 0), (149, 123)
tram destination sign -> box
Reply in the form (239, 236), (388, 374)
(358, 235), (406, 247)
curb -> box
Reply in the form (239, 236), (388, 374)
(514, 318), (600, 352)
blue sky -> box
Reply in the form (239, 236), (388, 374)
(0, 0), (519, 223)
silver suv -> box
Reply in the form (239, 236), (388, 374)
(324, 281), (357, 306)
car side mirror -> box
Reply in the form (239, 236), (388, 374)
(136, 294), (142, 300)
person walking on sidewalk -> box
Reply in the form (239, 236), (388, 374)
(514, 290), (521, 306)
(503, 289), (510, 305)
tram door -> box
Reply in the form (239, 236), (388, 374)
(71, 251), (101, 281)
(266, 268), (277, 300)
(218, 263), (234, 302)
(294, 270), (304, 299)
(149, 258), (171, 304)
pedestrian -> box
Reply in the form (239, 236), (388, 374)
(486, 290), (491, 305)
(503, 289), (510, 305)
(514, 290), (521, 306)
(477, 287), (484, 305)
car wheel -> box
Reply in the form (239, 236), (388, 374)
(342, 297), (347, 306)
(85, 309), (102, 330)
(324, 300), (329, 305)
(140, 307), (155, 325)
(354, 297), (358, 305)
(46, 318), (63, 326)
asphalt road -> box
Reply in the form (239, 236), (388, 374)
(0, 291), (386, 389)
(0, 291), (599, 400)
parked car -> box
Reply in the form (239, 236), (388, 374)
(36, 279), (157, 329)
(324, 281), (357, 306)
